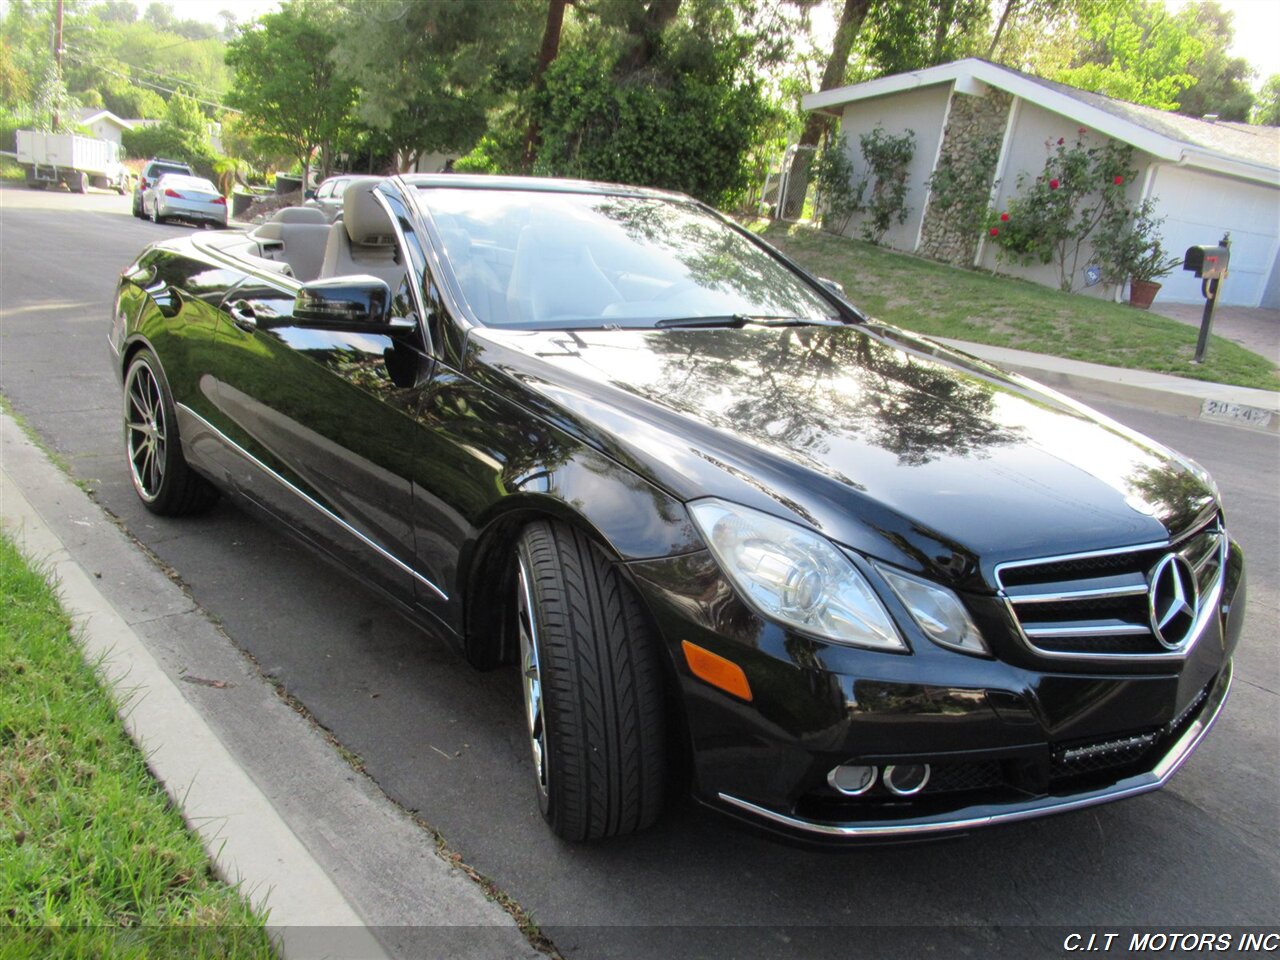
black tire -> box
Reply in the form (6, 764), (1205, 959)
(123, 349), (219, 516)
(71, 171), (88, 194)
(132, 193), (143, 217)
(150, 202), (163, 224)
(515, 521), (666, 841)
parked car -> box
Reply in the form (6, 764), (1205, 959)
(303, 174), (353, 222)
(132, 158), (194, 218)
(140, 174), (227, 229)
(110, 175), (1243, 844)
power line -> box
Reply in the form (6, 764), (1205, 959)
(62, 42), (224, 101)
(60, 50), (240, 114)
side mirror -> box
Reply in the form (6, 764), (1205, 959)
(293, 276), (412, 333)
(304, 189), (316, 200)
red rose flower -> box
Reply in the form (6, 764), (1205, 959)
(1113, 175), (1124, 185)
(1049, 178), (1060, 190)
(1057, 137), (1065, 145)
(1000, 213), (1009, 222)
(989, 227), (999, 237)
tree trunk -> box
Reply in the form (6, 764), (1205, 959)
(986, 0), (1019, 58)
(931, 0), (956, 66)
(615, 0), (682, 76)
(301, 147), (313, 196)
(783, 0), (872, 218)
(521, 0), (570, 171)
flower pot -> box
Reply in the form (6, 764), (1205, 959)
(1128, 278), (1161, 310)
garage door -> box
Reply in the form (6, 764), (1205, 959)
(1148, 165), (1280, 308)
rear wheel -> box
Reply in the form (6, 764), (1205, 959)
(515, 521), (666, 841)
(123, 350), (219, 516)
(150, 202), (163, 224)
(71, 171), (88, 194)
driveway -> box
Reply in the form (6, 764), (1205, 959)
(2, 182), (1277, 958)
(1150, 301), (1280, 363)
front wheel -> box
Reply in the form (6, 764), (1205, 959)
(124, 350), (219, 515)
(515, 521), (667, 841)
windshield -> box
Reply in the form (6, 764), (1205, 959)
(412, 188), (840, 329)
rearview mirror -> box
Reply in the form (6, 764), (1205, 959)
(292, 276), (411, 333)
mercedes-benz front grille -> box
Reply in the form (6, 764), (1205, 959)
(995, 516), (1225, 660)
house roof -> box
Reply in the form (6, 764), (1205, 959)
(803, 58), (1280, 187)
(74, 107), (132, 130)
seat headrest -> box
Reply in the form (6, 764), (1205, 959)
(343, 178), (396, 247)
(273, 206), (327, 224)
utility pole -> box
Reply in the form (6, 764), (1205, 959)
(52, 0), (64, 131)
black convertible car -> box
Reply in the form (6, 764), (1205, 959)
(110, 175), (1244, 843)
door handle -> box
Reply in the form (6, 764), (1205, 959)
(228, 300), (257, 331)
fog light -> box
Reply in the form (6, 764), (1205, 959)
(828, 763), (877, 796)
(884, 764), (930, 796)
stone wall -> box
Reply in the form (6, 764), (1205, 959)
(918, 89), (1011, 266)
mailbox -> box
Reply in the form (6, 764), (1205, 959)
(1183, 245), (1230, 280)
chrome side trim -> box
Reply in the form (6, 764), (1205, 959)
(178, 403), (448, 601)
(716, 661), (1231, 840)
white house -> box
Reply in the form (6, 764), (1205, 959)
(73, 107), (134, 145)
(802, 58), (1280, 309)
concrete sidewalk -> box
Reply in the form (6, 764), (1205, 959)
(936, 337), (1279, 434)
(0, 411), (543, 960)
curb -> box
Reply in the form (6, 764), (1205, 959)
(0, 411), (541, 960)
(935, 338), (1280, 435)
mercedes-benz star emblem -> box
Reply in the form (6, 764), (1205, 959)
(1148, 553), (1199, 649)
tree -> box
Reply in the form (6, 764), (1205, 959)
(1054, 0), (1202, 111)
(858, 0), (988, 77)
(1173, 1), (1254, 123)
(1253, 75), (1280, 127)
(532, 0), (779, 206)
(332, 0), (542, 172)
(225, 2), (356, 184)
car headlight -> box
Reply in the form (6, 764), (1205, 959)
(874, 564), (989, 657)
(688, 499), (906, 652)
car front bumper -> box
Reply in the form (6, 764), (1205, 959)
(626, 541), (1244, 844)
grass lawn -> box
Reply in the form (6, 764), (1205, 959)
(0, 158), (26, 182)
(0, 533), (274, 959)
(747, 220), (1279, 392)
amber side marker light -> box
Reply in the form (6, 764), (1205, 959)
(681, 640), (752, 702)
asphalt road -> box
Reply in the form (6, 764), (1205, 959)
(3, 183), (1277, 958)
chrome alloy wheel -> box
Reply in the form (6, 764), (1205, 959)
(125, 360), (167, 502)
(516, 555), (548, 799)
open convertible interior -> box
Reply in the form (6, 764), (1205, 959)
(194, 177), (407, 293)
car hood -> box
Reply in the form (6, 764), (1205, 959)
(467, 322), (1217, 587)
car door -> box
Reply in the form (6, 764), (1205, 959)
(206, 264), (435, 606)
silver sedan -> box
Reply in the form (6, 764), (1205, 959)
(143, 174), (228, 228)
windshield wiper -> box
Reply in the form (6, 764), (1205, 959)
(654, 314), (842, 329)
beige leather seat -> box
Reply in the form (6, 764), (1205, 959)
(251, 211), (332, 282)
(274, 206), (328, 224)
(319, 177), (405, 289)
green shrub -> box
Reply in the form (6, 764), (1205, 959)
(533, 36), (772, 207)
